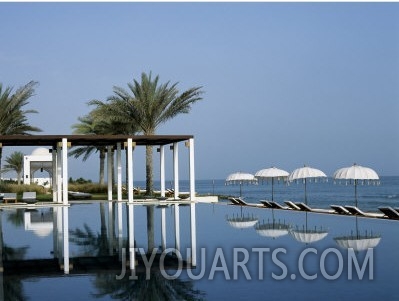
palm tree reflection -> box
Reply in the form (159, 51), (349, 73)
(69, 223), (110, 256)
(68, 203), (204, 301)
(1, 211), (29, 301)
(92, 271), (205, 301)
(6, 209), (25, 228)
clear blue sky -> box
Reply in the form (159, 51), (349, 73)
(1, 2), (398, 180)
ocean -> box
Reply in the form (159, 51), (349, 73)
(172, 176), (399, 212)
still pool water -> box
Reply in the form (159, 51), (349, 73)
(1, 198), (398, 301)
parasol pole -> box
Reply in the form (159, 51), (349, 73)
(271, 177), (274, 201)
(355, 216), (359, 239)
(304, 178), (307, 205)
(355, 179), (358, 207)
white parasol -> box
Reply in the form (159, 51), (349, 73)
(334, 216), (381, 252)
(333, 163), (380, 207)
(334, 235), (381, 251)
(226, 214), (258, 229)
(255, 221), (290, 239)
(289, 212), (328, 244)
(255, 167), (289, 201)
(288, 165), (327, 204)
(290, 228), (329, 244)
(226, 172), (257, 197)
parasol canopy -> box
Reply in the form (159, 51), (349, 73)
(288, 165), (327, 182)
(289, 212), (328, 244)
(226, 172), (258, 197)
(226, 214), (258, 229)
(290, 228), (329, 244)
(255, 221), (290, 239)
(334, 216), (381, 251)
(333, 163), (380, 207)
(288, 165), (327, 204)
(334, 235), (381, 252)
(255, 167), (289, 201)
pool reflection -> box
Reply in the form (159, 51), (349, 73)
(0, 201), (396, 300)
(0, 202), (201, 300)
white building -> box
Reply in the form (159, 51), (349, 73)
(23, 147), (52, 187)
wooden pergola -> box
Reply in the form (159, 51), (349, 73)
(0, 134), (196, 204)
(0, 134), (198, 273)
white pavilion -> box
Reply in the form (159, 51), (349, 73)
(23, 147), (52, 187)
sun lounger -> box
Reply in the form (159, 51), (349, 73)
(344, 206), (384, 218)
(22, 192), (37, 203)
(294, 202), (335, 214)
(295, 202), (313, 212)
(284, 201), (301, 210)
(260, 200), (274, 208)
(331, 205), (352, 215)
(378, 207), (399, 219)
(229, 197), (241, 205)
(229, 197), (263, 207)
(234, 197), (252, 206)
(229, 197), (249, 206)
(268, 201), (289, 210)
(3, 193), (17, 203)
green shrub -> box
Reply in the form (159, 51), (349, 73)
(0, 183), (47, 194)
(68, 183), (108, 193)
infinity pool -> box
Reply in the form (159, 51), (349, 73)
(1, 201), (397, 300)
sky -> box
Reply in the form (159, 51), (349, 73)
(1, 2), (399, 181)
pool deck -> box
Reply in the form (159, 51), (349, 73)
(225, 199), (398, 221)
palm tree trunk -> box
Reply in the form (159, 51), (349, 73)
(0, 148), (2, 183)
(17, 171), (21, 185)
(145, 143), (155, 253)
(146, 205), (155, 252)
(146, 145), (153, 195)
(99, 149), (105, 185)
(99, 202), (108, 255)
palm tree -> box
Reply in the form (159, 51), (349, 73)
(0, 81), (41, 173)
(2, 151), (24, 185)
(93, 72), (203, 194)
(70, 105), (136, 185)
(91, 72), (203, 252)
(70, 111), (107, 185)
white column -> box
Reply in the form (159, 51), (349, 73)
(117, 202), (123, 260)
(57, 205), (63, 265)
(188, 138), (195, 200)
(161, 207), (166, 251)
(116, 143), (122, 201)
(108, 202), (114, 256)
(127, 139), (134, 203)
(57, 144), (62, 204)
(52, 149), (57, 202)
(173, 142), (179, 199)
(107, 145), (113, 201)
(62, 138), (68, 205)
(63, 206), (70, 274)
(190, 203), (197, 267)
(160, 145), (165, 197)
(52, 207), (58, 258)
(160, 144), (167, 250)
(23, 156), (30, 185)
(128, 204), (135, 270)
(188, 138), (197, 266)
(174, 204), (180, 251)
